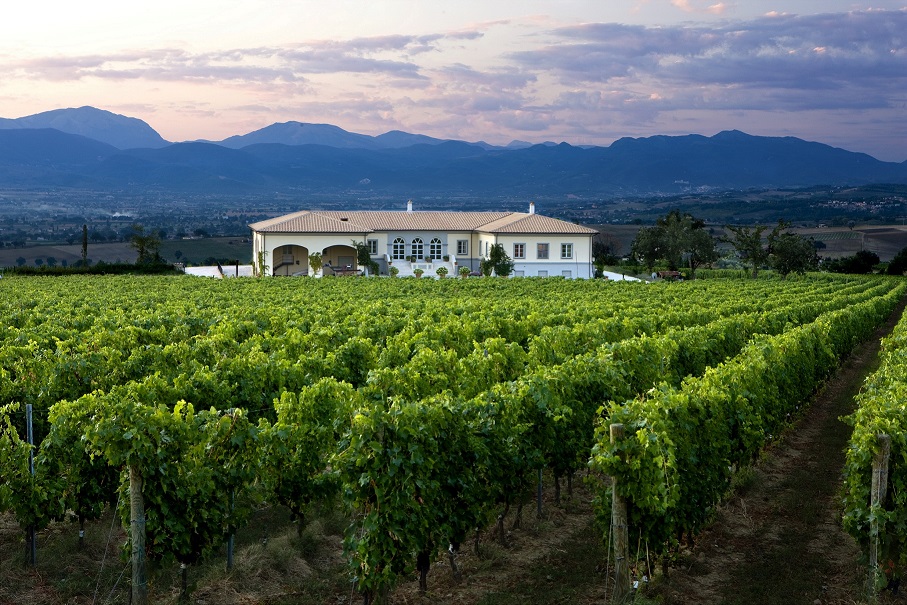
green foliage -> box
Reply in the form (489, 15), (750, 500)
(0, 404), (64, 534)
(769, 231), (819, 277)
(78, 391), (261, 566)
(333, 396), (466, 599)
(592, 281), (905, 558)
(352, 241), (379, 276)
(0, 273), (904, 597)
(824, 250), (881, 275)
(630, 211), (717, 276)
(843, 305), (907, 574)
(724, 221), (788, 278)
(308, 251), (323, 276)
(887, 247), (907, 275)
(485, 243), (515, 277)
(45, 398), (119, 528)
(260, 380), (352, 529)
(129, 224), (163, 264)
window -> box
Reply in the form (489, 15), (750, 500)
(513, 243), (525, 259)
(538, 270), (548, 277)
(367, 239), (378, 255)
(513, 270), (525, 277)
(392, 237), (406, 260)
(561, 243), (573, 259)
(411, 238), (424, 259)
(536, 243), (549, 259)
(562, 270), (572, 278)
(430, 238), (442, 259)
(457, 240), (468, 255)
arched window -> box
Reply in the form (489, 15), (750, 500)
(429, 238), (442, 259)
(411, 238), (424, 259)
(392, 237), (406, 260)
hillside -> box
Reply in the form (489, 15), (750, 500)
(0, 107), (905, 197)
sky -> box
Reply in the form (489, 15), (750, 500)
(1, 1), (905, 161)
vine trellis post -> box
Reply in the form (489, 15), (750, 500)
(130, 465), (148, 605)
(610, 423), (630, 604)
(867, 433), (891, 603)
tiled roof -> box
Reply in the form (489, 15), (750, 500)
(249, 210), (596, 235)
(248, 211), (371, 233)
(481, 213), (598, 234)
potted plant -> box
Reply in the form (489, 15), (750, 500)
(389, 266), (399, 277)
(442, 255), (450, 262)
(436, 266), (449, 278)
(407, 255), (416, 263)
(308, 252), (323, 278)
(414, 268), (425, 278)
(458, 265), (470, 278)
(424, 256), (432, 263)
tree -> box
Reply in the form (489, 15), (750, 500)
(16, 257), (26, 267)
(630, 226), (661, 272)
(46, 257), (57, 268)
(352, 241), (379, 276)
(592, 234), (620, 277)
(484, 243), (515, 277)
(768, 232), (818, 277)
(887, 247), (907, 275)
(129, 224), (162, 264)
(687, 228), (719, 278)
(824, 250), (880, 274)
(81, 224), (88, 266)
(630, 211), (717, 276)
(724, 222), (787, 278)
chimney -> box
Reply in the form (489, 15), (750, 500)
(529, 201), (536, 215)
(407, 199), (413, 213)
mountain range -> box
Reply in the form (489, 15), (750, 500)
(0, 106), (905, 196)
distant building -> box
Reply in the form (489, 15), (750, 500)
(248, 201), (597, 278)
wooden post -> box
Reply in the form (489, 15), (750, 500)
(868, 434), (891, 602)
(611, 423), (631, 604)
(26, 404), (36, 567)
(537, 469), (543, 519)
(227, 490), (235, 571)
(130, 465), (148, 605)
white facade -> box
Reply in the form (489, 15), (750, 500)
(249, 205), (596, 278)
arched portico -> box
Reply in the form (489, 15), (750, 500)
(322, 244), (358, 275)
(271, 244), (309, 276)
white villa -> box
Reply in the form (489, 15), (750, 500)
(248, 201), (597, 278)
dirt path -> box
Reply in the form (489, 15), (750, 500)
(655, 296), (907, 605)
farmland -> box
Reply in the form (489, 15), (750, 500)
(0, 274), (905, 604)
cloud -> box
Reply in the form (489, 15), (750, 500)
(5, 31), (482, 85)
(512, 10), (907, 107)
(3, 8), (904, 160)
(671, 0), (727, 15)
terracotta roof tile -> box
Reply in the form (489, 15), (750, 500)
(249, 210), (595, 235)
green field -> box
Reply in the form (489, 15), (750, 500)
(1, 274), (904, 604)
(0, 236), (252, 268)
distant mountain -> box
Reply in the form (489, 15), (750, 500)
(0, 106), (169, 150)
(0, 119), (905, 196)
(216, 121), (453, 150)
